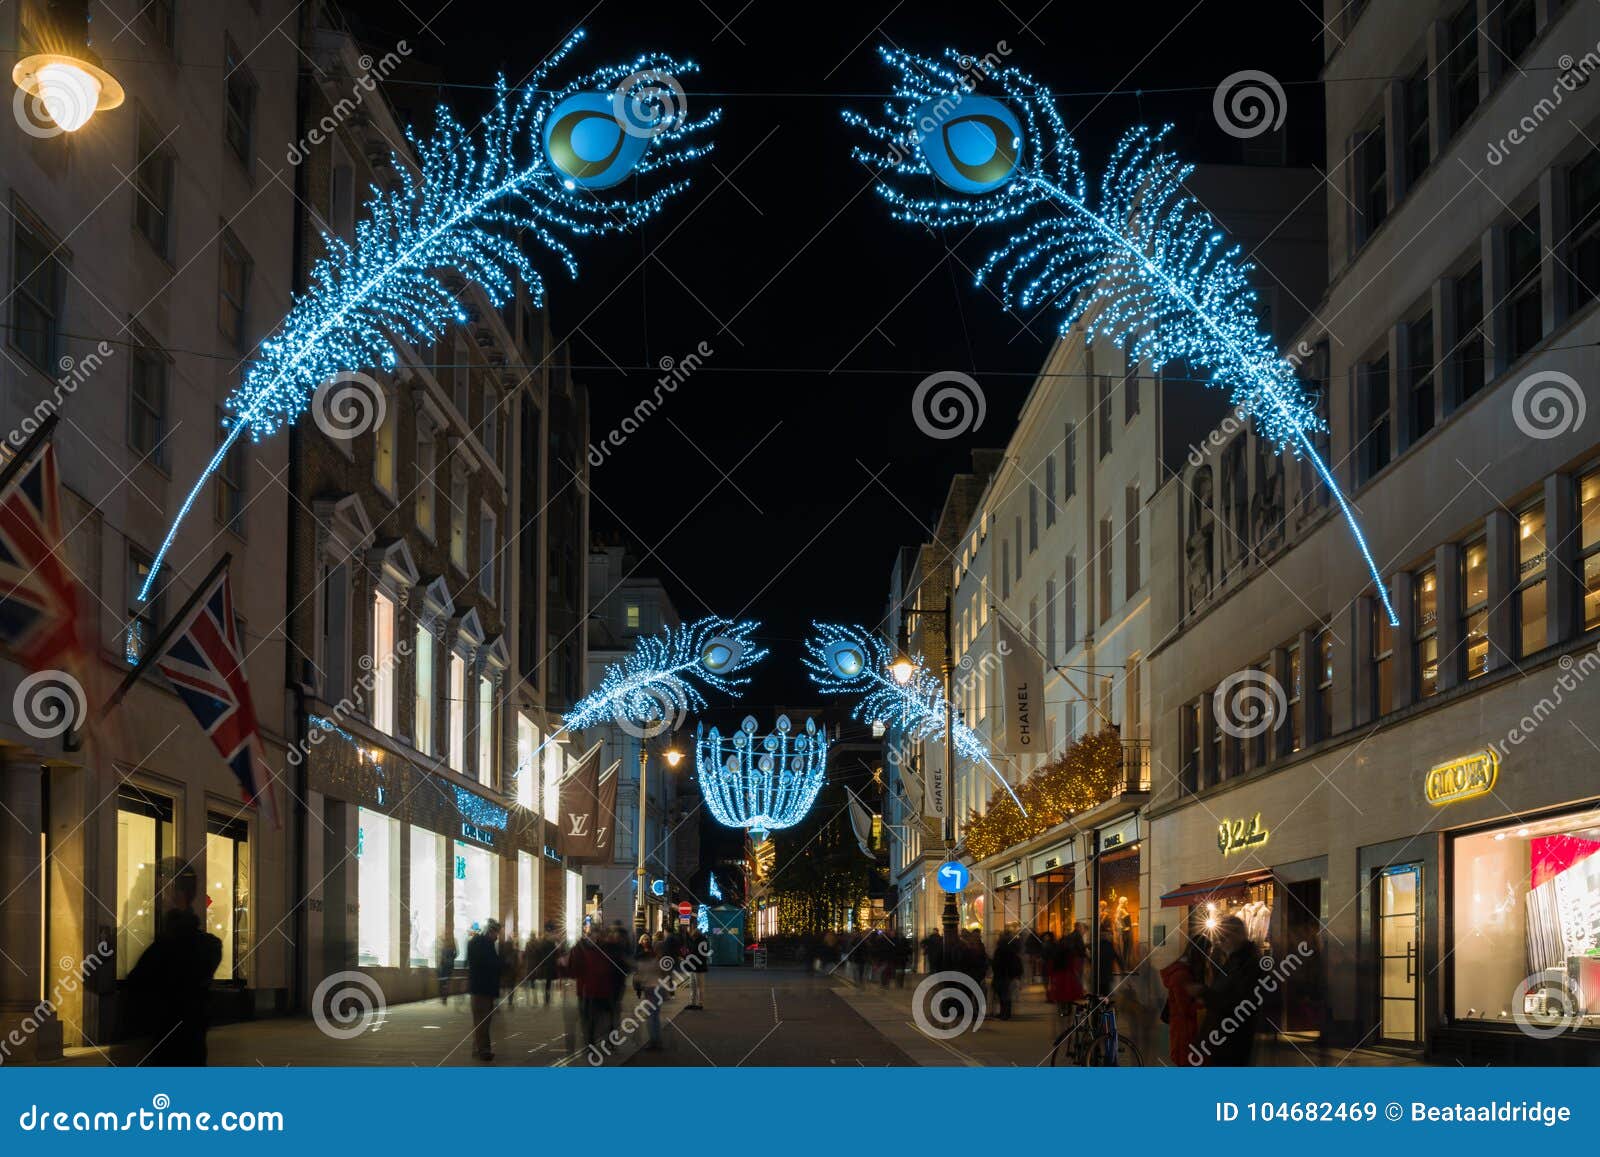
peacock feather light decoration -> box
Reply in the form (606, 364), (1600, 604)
(696, 715), (828, 842)
(803, 622), (1025, 813)
(844, 47), (1398, 625)
(143, 31), (717, 599)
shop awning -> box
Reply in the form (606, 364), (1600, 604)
(1159, 869), (1273, 908)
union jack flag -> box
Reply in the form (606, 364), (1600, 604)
(0, 435), (86, 672)
(152, 565), (279, 827)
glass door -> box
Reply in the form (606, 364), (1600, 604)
(1377, 864), (1422, 1043)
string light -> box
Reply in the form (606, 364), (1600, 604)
(845, 47), (1398, 626)
(453, 785), (509, 831)
(696, 715), (828, 841)
(802, 622), (1026, 814)
(142, 30), (718, 600)
(961, 728), (1124, 861)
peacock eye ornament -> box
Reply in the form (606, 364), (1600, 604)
(911, 95), (1023, 194)
(543, 92), (652, 189)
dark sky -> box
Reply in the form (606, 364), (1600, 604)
(338, 0), (1324, 709)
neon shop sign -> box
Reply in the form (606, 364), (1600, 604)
(1217, 813), (1270, 856)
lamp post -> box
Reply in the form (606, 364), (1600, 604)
(635, 741), (683, 935)
(10, 1), (123, 133)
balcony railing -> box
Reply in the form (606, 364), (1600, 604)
(1115, 739), (1151, 796)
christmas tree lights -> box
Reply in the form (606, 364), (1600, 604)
(696, 715), (828, 841)
(142, 32), (717, 600)
(845, 48), (1398, 625)
(802, 622), (1025, 813)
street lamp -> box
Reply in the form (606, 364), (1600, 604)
(635, 740), (684, 935)
(889, 654), (917, 686)
(11, 3), (123, 134)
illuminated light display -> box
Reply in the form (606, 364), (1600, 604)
(1217, 812), (1270, 856)
(1425, 749), (1500, 806)
(453, 786), (509, 832)
(802, 622), (1026, 814)
(696, 715), (828, 842)
(141, 31), (717, 600)
(563, 618), (765, 734)
(845, 47), (1397, 626)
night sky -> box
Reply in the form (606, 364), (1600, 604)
(338, 0), (1325, 710)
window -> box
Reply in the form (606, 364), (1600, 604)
(129, 341), (168, 466)
(625, 602), (641, 630)
(374, 392), (397, 497)
(1285, 643), (1303, 754)
(450, 473), (468, 571)
(1373, 601), (1394, 716)
(1567, 152), (1600, 314)
(372, 591), (396, 734)
(1497, 0), (1537, 64)
(1447, 4), (1480, 133)
(1014, 516), (1023, 580)
(1028, 483), (1039, 552)
(414, 626), (434, 755)
(1505, 207), (1542, 364)
(1315, 629), (1334, 741)
(1098, 518), (1113, 624)
(1028, 598), (1039, 655)
(216, 414), (245, 534)
(453, 841), (500, 963)
(1361, 354), (1391, 482)
(1406, 313), (1434, 444)
(1123, 367), (1140, 423)
(1182, 701), (1202, 792)
(10, 205), (62, 373)
(479, 506), (496, 600)
(1580, 470), (1600, 631)
(477, 676), (494, 787)
(542, 743), (563, 818)
(116, 786), (175, 978)
(134, 115), (175, 256)
(1044, 456), (1057, 526)
(320, 563), (349, 699)
(329, 144), (356, 242)
(1462, 538), (1490, 680)
(1357, 121), (1387, 243)
(1415, 567), (1439, 699)
(408, 828), (444, 967)
(516, 715), (537, 811)
(483, 388), (499, 468)
(1097, 376), (1113, 458)
(356, 808), (400, 967)
(448, 652), (467, 771)
(125, 546), (163, 664)
(1063, 556), (1077, 650)
(1063, 423), (1077, 498)
(144, 0), (175, 49)
(1044, 579), (1056, 666)
(1403, 66), (1429, 188)
(518, 851), (535, 943)
(1517, 503), (1548, 657)
(451, 335), (470, 419)
(224, 39), (257, 165)
(1001, 541), (1011, 599)
(218, 229), (252, 349)
(205, 815), (249, 982)
(1124, 485), (1141, 598)
(415, 425), (436, 537)
(1454, 265), (1486, 403)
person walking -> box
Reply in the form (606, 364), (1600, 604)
(569, 931), (615, 1046)
(126, 864), (222, 1065)
(435, 929), (457, 1004)
(1196, 915), (1262, 1066)
(529, 923), (560, 1005)
(991, 930), (1023, 1020)
(466, 919), (502, 1061)
(1159, 936), (1207, 1066)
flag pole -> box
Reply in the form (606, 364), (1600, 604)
(100, 552), (231, 717)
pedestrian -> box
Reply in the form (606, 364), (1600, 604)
(991, 930), (1023, 1020)
(1096, 916), (1125, 994)
(435, 929), (457, 1004)
(125, 863), (222, 1065)
(1196, 915), (1262, 1066)
(568, 932), (614, 1047)
(466, 919), (501, 1061)
(499, 929), (520, 1008)
(529, 922), (559, 1005)
(1159, 935), (1207, 1066)
(1046, 924), (1088, 1013)
(683, 935), (707, 1010)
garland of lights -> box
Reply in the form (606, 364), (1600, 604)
(962, 728), (1124, 861)
(802, 622), (1026, 814)
(696, 715), (828, 842)
(844, 48), (1398, 626)
(141, 31), (718, 599)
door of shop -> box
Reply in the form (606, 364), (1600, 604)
(1376, 864), (1422, 1044)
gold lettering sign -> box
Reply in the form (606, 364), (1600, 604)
(1425, 750), (1499, 806)
(1217, 813), (1269, 856)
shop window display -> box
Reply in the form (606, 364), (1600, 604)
(1097, 844), (1141, 975)
(1187, 881), (1275, 954)
(409, 827), (444, 967)
(453, 840), (500, 963)
(357, 807), (401, 967)
(116, 787), (175, 979)
(1453, 810), (1600, 1030)
(204, 815), (249, 983)
(1033, 868), (1073, 937)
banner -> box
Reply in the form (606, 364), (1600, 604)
(923, 739), (947, 821)
(557, 742), (604, 858)
(592, 759), (620, 859)
(846, 788), (873, 857)
(995, 614), (1046, 756)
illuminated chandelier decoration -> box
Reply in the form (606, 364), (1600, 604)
(141, 31), (717, 599)
(802, 622), (1025, 813)
(696, 715), (828, 842)
(844, 48), (1398, 625)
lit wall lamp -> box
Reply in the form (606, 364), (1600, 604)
(12, 1), (124, 133)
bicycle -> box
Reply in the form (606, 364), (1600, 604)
(1048, 992), (1144, 1066)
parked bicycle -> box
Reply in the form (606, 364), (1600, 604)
(1049, 992), (1143, 1066)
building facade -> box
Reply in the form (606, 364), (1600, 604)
(1146, 0), (1600, 1061)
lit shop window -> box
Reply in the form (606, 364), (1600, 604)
(453, 840), (500, 964)
(408, 827), (444, 968)
(205, 815), (249, 983)
(116, 787), (175, 979)
(357, 807), (400, 967)
(1580, 471), (1600, 632)
(516, 714), (537, 810)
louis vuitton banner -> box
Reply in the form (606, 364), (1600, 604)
(557, 742), (605, 859)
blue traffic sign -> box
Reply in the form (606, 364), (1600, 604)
(936, 860), (970, 893)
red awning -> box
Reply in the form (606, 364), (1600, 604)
(1159, 870), (1273, 908)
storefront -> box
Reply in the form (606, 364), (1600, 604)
(1027, 839), (1077, 939)
(992, 862), (1023, 932)
(1094, 814), (1142, 988)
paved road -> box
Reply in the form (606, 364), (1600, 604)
(627, 968), (913, 1066)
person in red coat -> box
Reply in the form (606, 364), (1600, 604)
(1160, 935), (1208, 1066)
(1045, 923), (1088, 1009)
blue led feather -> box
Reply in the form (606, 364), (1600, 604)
(845, 48), (1398, 626)
(802, 622), (1026, 814)
(142, 32), (717, 600)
